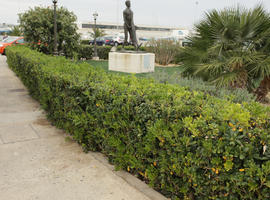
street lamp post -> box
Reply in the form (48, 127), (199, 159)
(53, 0), (58, 56)
(93, 11), (99, 60)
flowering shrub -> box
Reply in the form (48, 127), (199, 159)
(146, 39), (181, 65)
(6, 46), (270, 199)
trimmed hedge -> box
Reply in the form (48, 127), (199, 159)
(6, 46), (270, 200)
(80, 40), (90, 45)
(117, 45), (146, 51)
(77, 45), (146, 61)
(78, 45), (111, 60)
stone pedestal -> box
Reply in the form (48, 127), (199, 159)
(109, 52), (155, 73)
(92, 56), (100, 61)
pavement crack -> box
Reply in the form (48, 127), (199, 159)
(30, 123), (41, 139)
(1, 137), (41, 145)
(0, 134), (4, 144)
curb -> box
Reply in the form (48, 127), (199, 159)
(90, 152), (170, 200)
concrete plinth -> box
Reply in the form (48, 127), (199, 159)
(109, 52), (155, 73)
(92, 56), (100, 61)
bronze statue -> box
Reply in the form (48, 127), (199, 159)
(123, 0), (139, 49)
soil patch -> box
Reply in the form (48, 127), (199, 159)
(34, 118), (51, 126)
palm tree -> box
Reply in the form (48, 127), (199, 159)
(181, 5), (270, 101)
(89, 28), (106, 40)
(9, 26), (22, 36)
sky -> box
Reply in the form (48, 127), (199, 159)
(1, 0), (270, 29)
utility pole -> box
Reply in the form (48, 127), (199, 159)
(93, 11), (99, 60)
(53, 0), (58, 56)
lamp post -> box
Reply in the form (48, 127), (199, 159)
(93, 11), (99, 60)
(53, 0), (58, 56)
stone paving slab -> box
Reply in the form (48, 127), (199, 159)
(0, 123), (39, 144)
(0, 136), (153, 200)
(0, 136), (3, 144)
(0, 111), (43, 125)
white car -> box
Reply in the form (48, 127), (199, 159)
(112, 35), (125, 46)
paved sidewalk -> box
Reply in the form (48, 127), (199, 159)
(0, 55), (167, 200)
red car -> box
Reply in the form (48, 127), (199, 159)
(0, 37), (25, 55)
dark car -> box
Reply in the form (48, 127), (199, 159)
(104, 36), (115, 46)
(90, 37), (103, 46)
(89, 36), (114, 46)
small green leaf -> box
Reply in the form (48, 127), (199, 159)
(224, 160), (234, 171)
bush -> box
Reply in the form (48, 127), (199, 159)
(77, 45), (111, 60)
(116, 45), (146, 51)
(146, 39), (182, 65)
(143, 71), (256, 103)
(78, 45), (146, 60)
(6, 46), (270, 200)
(78, 45), (93, 60)
(80, 40), (90, 45)
(19, 6), (80, 58)
(97, 46), (112, 60)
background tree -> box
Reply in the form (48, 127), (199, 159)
(19, 6), (80, 58)
(181, 5), (270, 101)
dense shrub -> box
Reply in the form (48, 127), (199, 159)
(19, 6), (80, 58)
(146, 39), (182, 65)
(77, 45), (111, 60)
(6, 46), (270, 200)
(78, 45), (93, 60)
(116, 45), (146, 51)
(97, 46), (111, 60)
(78, 45), (146, 60)
(80, 40), (90, 45)
(143, 71), (256, 103)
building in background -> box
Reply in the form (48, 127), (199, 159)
(77, 22), (191, 45)
(0, 23), (12, 35)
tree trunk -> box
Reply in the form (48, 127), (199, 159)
(255, 76), (270, 102)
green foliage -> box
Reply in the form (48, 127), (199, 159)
(143, 71), (256, 103)
(77, 45), (111, 60)
(97, 46), (111, 60)
(8, 26), (22, 36)
(6, 46), (270, 200)
(146, 39), (182, 65)
(181, 5), (270, 101)
(80, 40), (90, 45)
(78, 45), (146, 61)
(116, 45), (146, 51)
(84, 60), (255, 103)
(19, 6), (80, 58)
(89, 28), (106, 39)
(78, 45), (93, 60)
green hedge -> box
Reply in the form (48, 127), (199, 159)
(117, 45), (146, 51)
(78, 45), (145, 61)
(80, 40), (90, 45)
(6, 46), (270, 200)
(78, 45), (111, 60)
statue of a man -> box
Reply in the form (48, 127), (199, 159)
(123, 0), (138, 48)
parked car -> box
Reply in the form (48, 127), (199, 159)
(0, 37), (25, 55)
(89, 37), (102, 46)
(104, 36), (115, 46)
(89, 36), (114, 46)
(112, 35), (125, 46)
